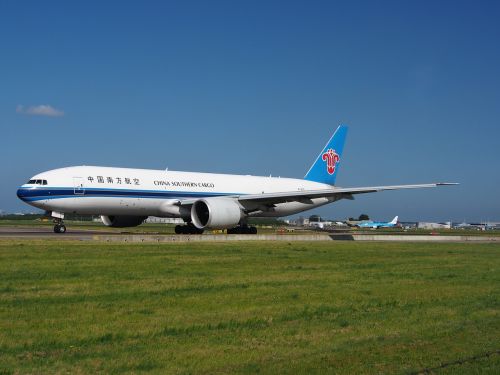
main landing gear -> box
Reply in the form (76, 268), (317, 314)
(53, 220), (67, 233)
(175, 223), (204, 235)
(173, 224), (258, 234)
(227, 225), (257, 234)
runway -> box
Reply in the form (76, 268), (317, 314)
(0, 227), (113, 240)
(0, 226), (498, 242)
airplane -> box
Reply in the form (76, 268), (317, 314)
(356, 216), (399, 229)
(16, 125), (457, 234)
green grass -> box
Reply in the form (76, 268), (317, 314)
(0, 240), (498, 374)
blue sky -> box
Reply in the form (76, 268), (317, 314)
(1, 1), (499, 221)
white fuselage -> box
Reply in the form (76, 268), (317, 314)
(17, 166), (335, 218)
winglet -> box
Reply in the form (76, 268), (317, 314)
(304, 125), (348, 185)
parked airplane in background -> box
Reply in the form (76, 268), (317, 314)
(356, 216), (399, 229)
(17, 125), (457, 234)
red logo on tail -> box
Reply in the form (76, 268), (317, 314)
(322, 149), (340, 175)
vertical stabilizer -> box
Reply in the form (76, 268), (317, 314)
(304, 125), (348, 185)
(390, 216), (399, 225)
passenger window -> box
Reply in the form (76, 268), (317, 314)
(43, 180), (47, 185)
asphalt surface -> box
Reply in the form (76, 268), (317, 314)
(0, 227), (345, 242)
(0, 227), (115, 240)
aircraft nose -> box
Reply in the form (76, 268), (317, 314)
(17, 187), (28, 201)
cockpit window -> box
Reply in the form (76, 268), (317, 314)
(26, 179), (47, 185)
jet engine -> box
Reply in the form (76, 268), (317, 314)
(191, 198), (243, 229)
(100, 215), (147, 228)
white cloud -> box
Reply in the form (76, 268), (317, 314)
(16, 104), (64, 117)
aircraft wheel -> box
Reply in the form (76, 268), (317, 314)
(241, 225), (257, 234)
(175, 225), (203, 235)
(228, 226), (256, 234)
(227, 227), (240, 234)
(187, 224), (203, 235)
(54, 224), (66, 233)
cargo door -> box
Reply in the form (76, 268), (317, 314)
(73, 177), (85, 195)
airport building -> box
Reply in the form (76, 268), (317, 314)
(417, 222), (452, 230)
(145, 217), (184, 224)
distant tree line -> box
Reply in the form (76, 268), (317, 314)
(348, 214), (370, 221)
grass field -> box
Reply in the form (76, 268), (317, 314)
(0, 240), (498, 374)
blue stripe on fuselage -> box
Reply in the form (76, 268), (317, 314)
(16, 186), (237, 202)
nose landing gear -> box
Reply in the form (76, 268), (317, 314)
(53, 222), (67, 233)
(49, 211), (67, 234)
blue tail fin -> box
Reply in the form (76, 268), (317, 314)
(304, 125), (348, 185)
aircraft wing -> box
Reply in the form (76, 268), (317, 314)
(235, 183), (457, 204)
(177, 183), (457, 206)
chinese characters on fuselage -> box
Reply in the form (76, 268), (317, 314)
(87, 176), (140, 185)
(85, 177), (215, 189)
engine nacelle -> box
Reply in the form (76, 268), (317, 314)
(191, 198), (243, 229)
(100, 215), (147, 228)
